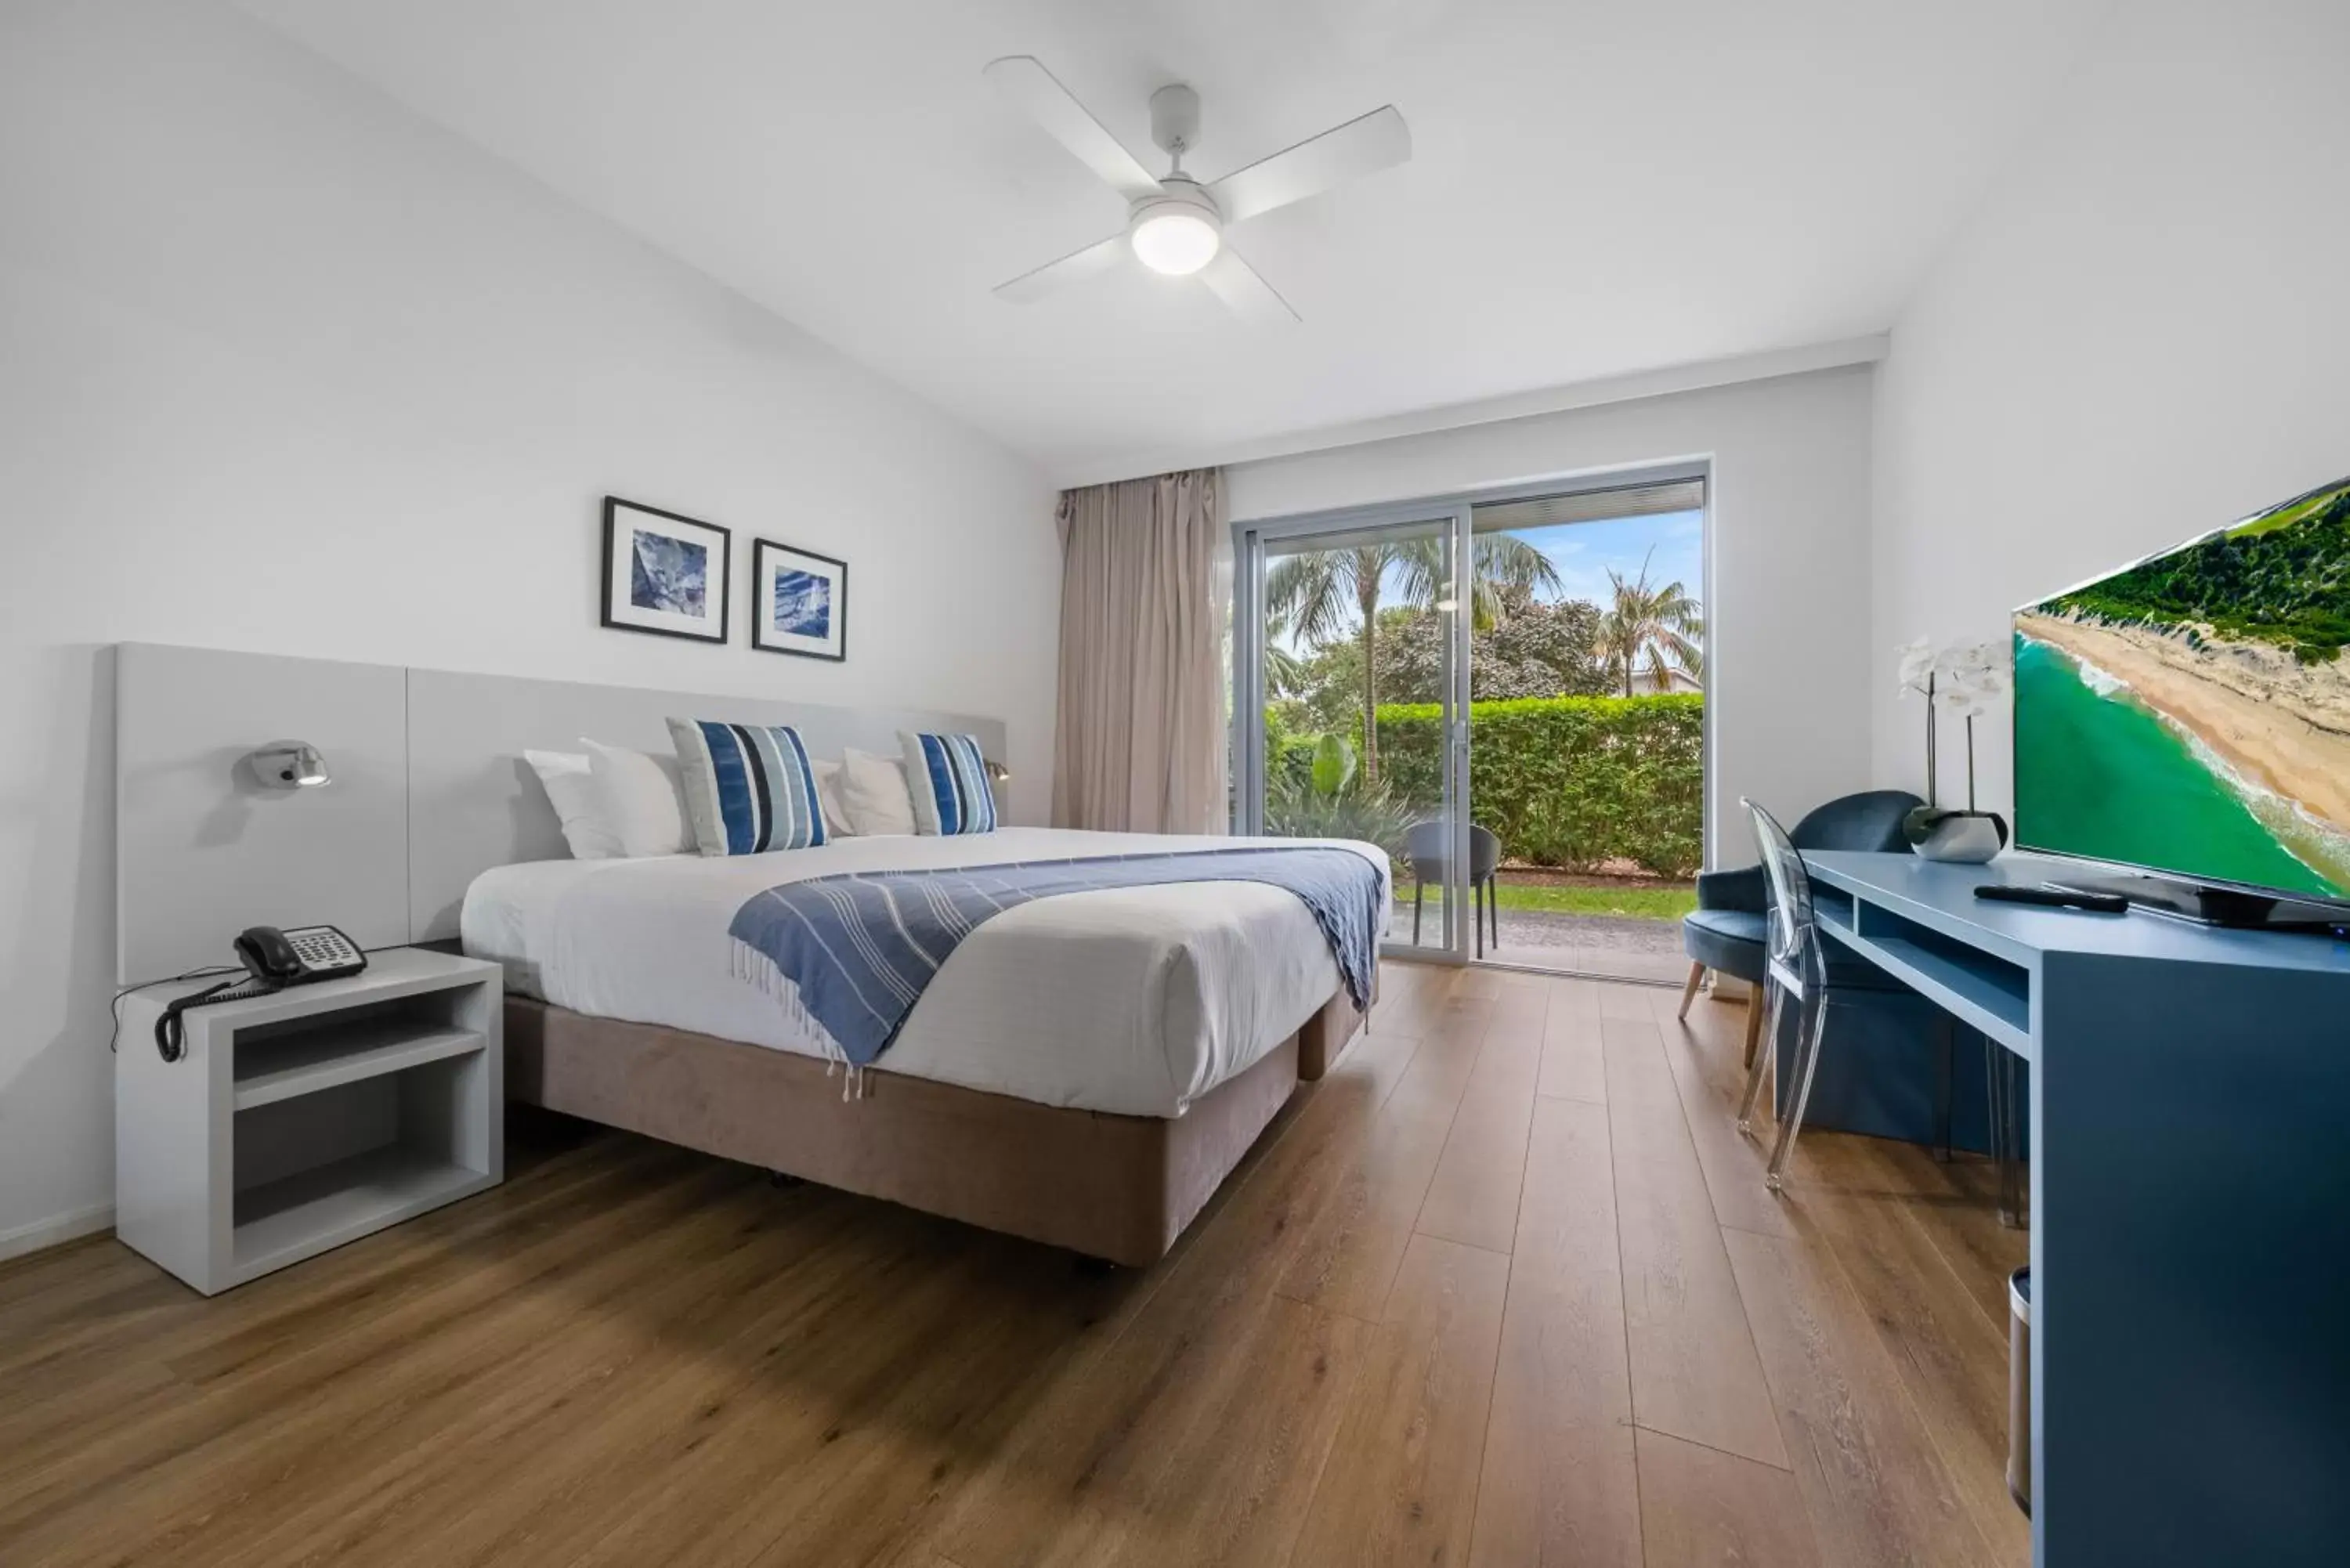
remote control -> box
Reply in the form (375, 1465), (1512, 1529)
(1974, 883), (2129, 914)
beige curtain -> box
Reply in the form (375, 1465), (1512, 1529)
(1052, 469), (1229, 833)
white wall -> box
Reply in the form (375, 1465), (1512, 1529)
(0, 1), (1059, 1255)
(1228, 364), (1879, 869)
(1871, 1), (2350, 809)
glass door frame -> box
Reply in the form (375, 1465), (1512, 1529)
(1234, 500), (1476, 966)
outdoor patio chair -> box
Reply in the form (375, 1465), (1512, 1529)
(1405, 820), (1502, 956)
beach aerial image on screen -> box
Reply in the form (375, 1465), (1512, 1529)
(2013, 477), (2350, 898)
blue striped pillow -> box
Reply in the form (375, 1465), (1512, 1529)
(900, 731), (999, 836)
(666, 719), (828, 856)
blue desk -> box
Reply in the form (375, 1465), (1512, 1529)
(1802, 851), (2350, 1568)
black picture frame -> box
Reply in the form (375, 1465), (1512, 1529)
(599, 496), (732, 645)
(750, 537), (848, 663)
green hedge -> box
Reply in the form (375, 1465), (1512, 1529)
(1373, 693), (1702, 876)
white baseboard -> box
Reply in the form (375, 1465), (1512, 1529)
(0, 1203), (115, 1265)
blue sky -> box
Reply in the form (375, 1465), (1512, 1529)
(1509, 508), (1705, 612)
(1268, 508), (1705, 651)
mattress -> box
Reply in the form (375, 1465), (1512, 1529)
(461, 826), (1388, 1118)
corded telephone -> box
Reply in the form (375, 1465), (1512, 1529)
(233, 924), (367, 985)
(154, 925), (367, 1062)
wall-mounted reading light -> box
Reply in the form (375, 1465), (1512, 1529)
(984, 760), (1010, 785)
(245, 741), (331, 789)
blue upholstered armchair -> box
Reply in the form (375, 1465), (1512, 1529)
(1679, 789), (1923, 1062)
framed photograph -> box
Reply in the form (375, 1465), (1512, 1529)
(601, 497), (731, 644)
(751, 539), (848, 661)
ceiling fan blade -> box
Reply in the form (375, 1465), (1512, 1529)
(993, 233), (1128, 304)
(1208, 105), (1410, 223)
(984, 56), (1163, 202)
(1199, 247), (1300, 325)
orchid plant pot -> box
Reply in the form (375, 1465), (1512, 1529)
(1904, 806), (2009, 864)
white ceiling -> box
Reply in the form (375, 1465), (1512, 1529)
(235, 0), (2112, 482)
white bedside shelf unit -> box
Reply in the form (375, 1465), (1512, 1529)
(116, 948), (504, 1295)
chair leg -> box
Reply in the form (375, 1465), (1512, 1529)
(1990, 1038), (2026, 1228)
(2001, 1098), (2025, 1226)
(1766, 991), (1832, 1190)
(1413, 882), (1424, 945)
(1678, 961), (1705, 1021)
(1932, 1017), (1956, 1163)
(1488, 878), (1499, 948)
(1473, 880), (1484, 959)
(1737, 980), (1784, 1136)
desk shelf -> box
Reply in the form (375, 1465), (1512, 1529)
(1830, 898), (2034, 1053)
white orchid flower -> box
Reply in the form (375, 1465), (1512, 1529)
(1938, 640), (2001, 675)
(1928, 638), (2011, 705)
(1896, 638), (1936, 695)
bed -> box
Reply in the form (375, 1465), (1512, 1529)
(463, 826), (1385, 1264)
(111, 649), (1378, 1265)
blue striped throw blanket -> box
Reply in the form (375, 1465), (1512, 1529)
(728, 846), (1384, 1076)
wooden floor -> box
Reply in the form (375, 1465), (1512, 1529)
(1, 963), (2030, 1567)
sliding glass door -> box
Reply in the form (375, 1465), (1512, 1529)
(1235, 465), (1709, 980)
(1462, 480), (1707, 979)
(1235, 505), (1470, 961)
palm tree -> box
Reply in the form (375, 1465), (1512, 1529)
(1427, 535), (1570, 634)
(1266, 545), (1399, 780)
(1267, 533), (1560, 779)
(1596, 548), (1705, 696)
(1262, 608), (1309, 699)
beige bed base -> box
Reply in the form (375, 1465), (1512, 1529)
(504, 986), (1368, 1266)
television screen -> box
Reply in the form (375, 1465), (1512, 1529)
(2012, 475), (2350, 901)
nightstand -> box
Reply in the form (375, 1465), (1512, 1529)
(115, 948), (503, 1295)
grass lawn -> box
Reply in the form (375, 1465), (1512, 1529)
(1396, 880), (1697, 922)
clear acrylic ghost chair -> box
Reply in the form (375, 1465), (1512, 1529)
(1736, 798), (1831, 1190)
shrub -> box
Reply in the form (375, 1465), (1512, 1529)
(1375, 693), (1702, 876)
(1261, 732), (1417, 864)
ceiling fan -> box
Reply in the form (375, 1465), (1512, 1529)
(983, 56), (1411, 323)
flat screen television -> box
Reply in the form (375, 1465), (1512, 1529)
(2011, 475), (2350, 916)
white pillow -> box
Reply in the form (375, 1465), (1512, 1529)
(810, 759), (856, 838)
(838, 746), (917, 836)
(583, 738), (692, 857)
(522, 749), (624, 860)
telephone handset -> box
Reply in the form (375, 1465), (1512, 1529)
(154, 925), (367, 1061)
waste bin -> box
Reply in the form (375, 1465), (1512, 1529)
(2008, 1266), (2030, 1516)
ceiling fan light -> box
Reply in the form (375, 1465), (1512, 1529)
(1130, 210), (1220, 276)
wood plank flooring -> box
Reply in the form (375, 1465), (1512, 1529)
(0, 962), (2030, 1567)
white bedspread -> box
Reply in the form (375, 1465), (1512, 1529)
(461, 827), (1388, 1118)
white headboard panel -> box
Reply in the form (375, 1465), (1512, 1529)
(404, 667), (1003, 940)
(115, 643), (1008, 976)
(116, 644), (411, 983)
